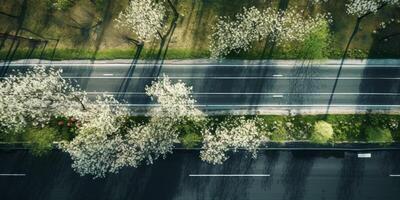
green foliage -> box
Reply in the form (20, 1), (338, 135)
(296, 19), (331, 59)
(365, 127), (393, 143)
(0, 48), (211, 61)
(92, 0), (108, 11)
(391, 129), (400, 142)
(48, 0), (76, 11)
(180, 133), (202, 148)
(310, 121), (334, 143)
(326, 115), (362, 141)
(285, 115), (317, 140)
(270, 125), (289, 142)
(23, 128), (57, 156)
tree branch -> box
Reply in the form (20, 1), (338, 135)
(0, 11), (18, 18)
(74, 95), (87, 111)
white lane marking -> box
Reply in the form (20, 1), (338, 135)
(389, 174), (400, 177)
(273, 95), (284, 98)
(357, 153), (371, 158)
(85, 92), (400, 96)
(102, 73), (114, 76)
(58, 76), (400, 80)
(273, 74), (283, 77)
(0, 174), (26, 176)
(189, 174), (270, 177)
(3, 63), (400, 68)
(114, 104), (400, 107)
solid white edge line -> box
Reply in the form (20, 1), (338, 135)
(116, 104), (400, 107)
(0, 174), (26, 176)
(57, 76), (400, 80)
(85, 92), (400, 95)
(189, 174), (270, 177)
(3, 63), (400, 68)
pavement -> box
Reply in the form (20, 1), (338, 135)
(0, 149), (400, 200)
(1, 59), (400, 114)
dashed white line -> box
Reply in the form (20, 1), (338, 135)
(389, 174), (400, 177)
(102, 73), (114, 76)
(357, 153), (372, 158)
(0, 174), (26, 176)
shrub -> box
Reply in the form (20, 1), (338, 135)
(270, 126), (289, 142)
(365, 127), (393, 143)
(24, 128), (57, 156)
(327, 115), (362, 141)
(296, 18), (331, 59)
(310, 121), (333, 143)
(285, 115), (314, 140)
(180, 133), (202, 148)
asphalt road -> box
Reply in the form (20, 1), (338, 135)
(2, 61), (400, 110)
(0, 149), (400, 200)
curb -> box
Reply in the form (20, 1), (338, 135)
(2, 59), (400, 66)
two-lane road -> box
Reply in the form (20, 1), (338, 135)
(2, 60), (400, 111)
(0, 150), (400, 200)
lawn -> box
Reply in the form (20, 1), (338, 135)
(0, 0), (399, 60)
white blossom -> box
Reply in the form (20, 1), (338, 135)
(61, 75), (204, 178)
(116, 75), (205, 169)
(115, 0), (166, 41)
(200, 117), (268, 165)
(145, 75), (204, 120)
(312, 0), (329, 4)
(59, 95), (129, 178)
(346, 0), (399, 17)
(210, 7), (329, 58)
(0, 66), (83, 131)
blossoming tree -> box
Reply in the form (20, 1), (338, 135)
(115, 0), (179, 47)
(0, 66), (84, 131)
(115, 76), (204, 170)
(327, 0), (399, 111)
(0, 65), (131, 178)
(200, 117), (268, 165)
(59, 95), (129, 178)
(210, 6), (328, 58)
(115, 0), (166, 44)
(61, 75), (204, 178)
(343, 0), (399, 53)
